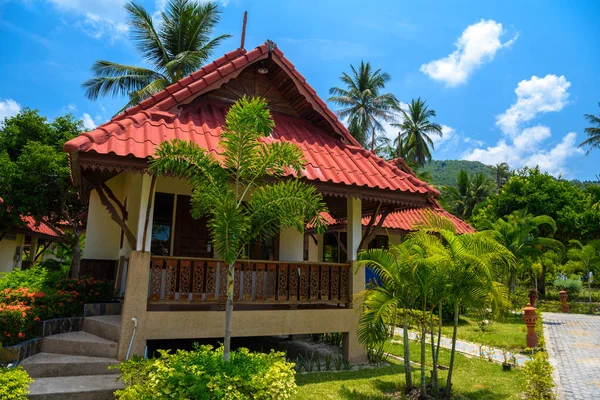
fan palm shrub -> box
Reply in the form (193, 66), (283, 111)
(83, 0), (230, 112)
(149, 97), (328, 361)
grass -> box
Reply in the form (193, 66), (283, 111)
(295, 339), (525, 399)
(439, 314), (527, 353)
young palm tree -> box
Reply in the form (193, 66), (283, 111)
(328, 61), (398, 151)
(392, 98), (443, 168)
(357, 246), (420, 391)
(148, 97), (328, 361)
(83, 0), (230, 112)
(446, 170), (496, 219)
(413, 213), (514, 397)
(567, 240), (600, 303)
(579, 103), (600, 154)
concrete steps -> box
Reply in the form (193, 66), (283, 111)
(83, 315), (121, 343)
(28, 374), (123, 400)
(27, 315), (124, 399)
(21, 353), (120, 378)
(41, 331), (119, 358)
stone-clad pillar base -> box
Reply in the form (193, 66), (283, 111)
(117, 251), (150, 360)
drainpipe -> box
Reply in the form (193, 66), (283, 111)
(126, 317), (138, 360)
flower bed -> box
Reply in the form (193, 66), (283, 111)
(0, 276), (115, 346)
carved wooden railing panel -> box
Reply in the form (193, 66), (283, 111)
(148, 257), (351, 308)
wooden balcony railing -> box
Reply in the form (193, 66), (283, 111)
(148, 257), (350, 307)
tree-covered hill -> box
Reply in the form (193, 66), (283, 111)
(422, 160), (495, 187)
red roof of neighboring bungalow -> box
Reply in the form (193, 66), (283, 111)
(320, 200), (475, 235)
(19, 216), (62, 239)
(64, 42), (439, 199)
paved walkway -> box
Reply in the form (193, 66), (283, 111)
(392, 327), (531, 366)
(543, 312), (600, 400)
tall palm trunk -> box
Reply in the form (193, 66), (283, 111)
(69, 230), (82, 279)
(430, 312), (439, 396)
(445, 301), (460, 397)
(397, 132), (403, 158)
(403, 313), (413, 390)
(223, 262), (235, 361)
(420, 299), (427, 398)
(371, 126), (376, 152)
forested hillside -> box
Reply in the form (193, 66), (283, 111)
(422, 160), (495, 187)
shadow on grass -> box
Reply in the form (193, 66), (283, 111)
(296, 364), (406, 387)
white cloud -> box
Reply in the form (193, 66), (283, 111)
(46, 0), (129, 41)
(420, 19), (517, 87)
(496, 74), (571, 136)
(82, 113), (96, 130)
(0, 99), (21, 122)
(463, 126), (583, 177)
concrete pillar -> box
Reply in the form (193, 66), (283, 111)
(279, 227), (304, 262)
(343, 197), (368, 364)
(117, 250), (150, 360)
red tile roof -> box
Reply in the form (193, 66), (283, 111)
(15, 216), (62, 239)
(64, 41), (439, 198)
(321, 200), (475, 234)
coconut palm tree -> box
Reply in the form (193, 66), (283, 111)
(148, 97), (328, 361)
(392, 98), (443, 168)
(579, 103), (600, 154)
(83, 0), (230, 112)
(328, 62), (398, 151)
(492, 162), (511, 188)
(446, 170), (496, 219)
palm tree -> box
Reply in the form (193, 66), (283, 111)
(446, 170), (496, 219)
(579, 103), (600, 154)
(83, 0), (230, 112)
(328, 61), (398, 151)
(148, 97), (328, 361)
(392, 98), (443, 168)
(567, 240), (600, 303)
(413, 213), (514, 397)
(492, 162), (511, 188)
(487, 211), (563, 294)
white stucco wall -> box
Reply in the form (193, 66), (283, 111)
(83, 174), (126, 260)
(279, 227), (304, 262)
(0, 234), (24, 273)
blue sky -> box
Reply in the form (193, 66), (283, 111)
(1, 0), (599, 179)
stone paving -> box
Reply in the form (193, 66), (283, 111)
(392, 327), (531, 366)
(543, 312), (600, 400)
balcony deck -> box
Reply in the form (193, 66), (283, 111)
(148, 256), (351, 310)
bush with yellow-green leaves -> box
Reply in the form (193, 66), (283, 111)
(0, 366), (33, 400)
(113, 344), (296, 400)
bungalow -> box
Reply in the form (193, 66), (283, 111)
(64, 40), (468, 363)
(0, 199), (64, 273)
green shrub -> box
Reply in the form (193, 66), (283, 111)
(552, 278), (583, 298)
(114, 345), (297, 400)
(523, 352), (555, 399)
(0, 367), (33, 399)
(0, 267), (65, 291)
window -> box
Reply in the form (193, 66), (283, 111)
(322, 232), (347, 262)
(151, 193), (174, 256)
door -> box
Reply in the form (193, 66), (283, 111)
(173, 195), (213, 258)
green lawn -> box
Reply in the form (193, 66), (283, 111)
(295, 339), (525, 399)
(439, 314), (527, 353)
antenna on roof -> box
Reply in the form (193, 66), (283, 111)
(240, 11), (248, 50)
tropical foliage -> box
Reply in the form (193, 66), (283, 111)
(114, 345), (296, 400)
(392, 98), (443, 167)
(83, 0), (230, 112)
(445, 169), (496, 219)
(148, 96), (328, 360)
(0, 109), (85, 276)
(357, 213), (513, 398)
(328, 61), (398, 151)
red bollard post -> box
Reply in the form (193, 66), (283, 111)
(559, 290), (569, 313)
(522, 303), (538, 348)
(529, 288), (539, 308)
